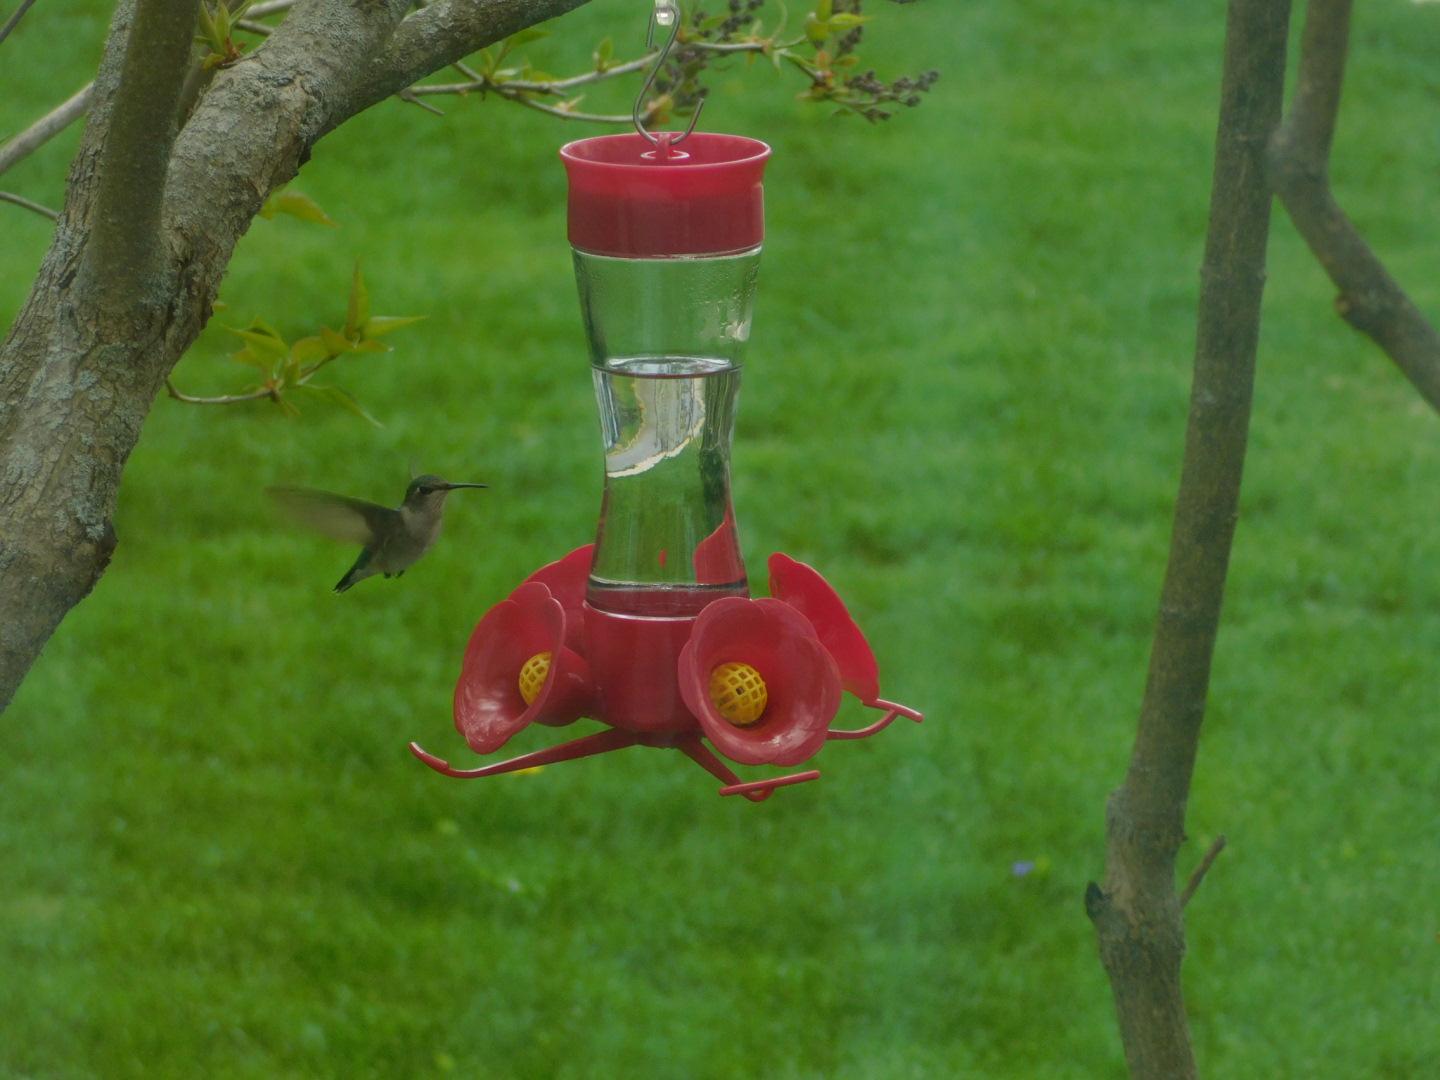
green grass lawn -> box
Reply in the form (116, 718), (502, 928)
(3, 1), (1439, 1076)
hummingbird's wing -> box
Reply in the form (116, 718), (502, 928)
(266, 486), (397, 546)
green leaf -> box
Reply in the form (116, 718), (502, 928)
(350, 338), (391, 354)
(213, 3), (231, 42)
(197, 3), (218, 47)
(363, 315), (426, 338)
(259, 189), (337, 226)
(290, 335), (331, 365)
(229, 346), (270, 370)
(302, 384), (383, 427)
(282, 350), (305, 387)
(345, 263), (370, 339)
(593, 36), (613, 70)
(816, 0), (834, 21)
(225, 319), (288, 358)
(804, 13), (829, 44)
(507, 27), (550, 48)
(320, 326), (354, 356)
(828, 13), (869, 29)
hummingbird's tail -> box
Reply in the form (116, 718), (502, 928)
(334, 551), (375, 593)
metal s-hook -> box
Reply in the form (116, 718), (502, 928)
(633, 0), (704, 148)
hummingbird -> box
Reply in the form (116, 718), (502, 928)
(268, 475), (488, 593)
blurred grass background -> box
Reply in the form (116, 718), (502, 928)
(2, 0), (1439, 1076)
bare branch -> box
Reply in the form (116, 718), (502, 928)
(1090, 2), (1292, 1077)
(1178, 834), (1228, 908)
(410, 52), (654, 96)
(396, 88), (445, 116)
(494, 88), (631, 125)
(0, 0), (39, 49)
(165, 379), (274, 405)
(689, 37), (805, 54)
(0, 83), (94, 178)
(0, 190), (58, 219)
(82, 0), (201, 312)
(1268, 0), (1440, 413)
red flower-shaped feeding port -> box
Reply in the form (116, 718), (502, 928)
(451, 581), (593, 755)
(410, 550), (922, 798)
(769, 553), (923, 738)
(678, 597), (841, 767)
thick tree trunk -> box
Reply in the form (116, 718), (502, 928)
(0, 0), (591, 712)
(1085, 1), (1292, 1076)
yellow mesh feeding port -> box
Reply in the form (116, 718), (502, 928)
(518, 651), (553, 706)
(708, 661), (768, 726)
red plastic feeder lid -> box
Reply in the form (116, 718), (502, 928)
(559, 132), (771, 258)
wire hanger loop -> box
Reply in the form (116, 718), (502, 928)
(633, 0), (704, 147)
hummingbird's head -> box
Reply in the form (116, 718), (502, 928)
(404, 474), (488, 508)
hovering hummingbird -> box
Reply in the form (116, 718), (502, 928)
(268, 475), (488, 593)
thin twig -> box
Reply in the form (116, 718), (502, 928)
(688, 36), (805, 54)
(0, 189), (58, 219)
(165, 378), (274, 405)
(0, 0), (39, 49)
(1179, 835), (1228, 908)
(397, 88), (444, 115)
(496, 88), (631, 125)
(410, 52), (655, 97)
(0, 82), (94, 177)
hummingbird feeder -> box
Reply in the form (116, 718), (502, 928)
(409, 1), (922, 801)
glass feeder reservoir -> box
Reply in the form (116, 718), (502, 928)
(562, 133), (770, 618)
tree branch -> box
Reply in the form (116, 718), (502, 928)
(492, 89), (631, 125)
(411, 52), (654, 97)
(0, 189), (58, 219)
(1178, 834), (1227, 909)
(1267, 0), (1440, 412)
(82, 0), (201, 313)
(0, 83), (94, 178)
(165, 378), (275, 405)
(0, 0), (39, 49)
(1088, 2), (1292, 1077)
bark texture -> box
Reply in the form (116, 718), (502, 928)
(1085, 1), (1292, 1076)
(1267, 0), (1440, 411)
(0, 0), (592, 712)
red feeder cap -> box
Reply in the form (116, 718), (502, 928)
(559, 132), (771, 258)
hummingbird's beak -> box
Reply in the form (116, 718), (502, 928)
(437, 482), (488, 491)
